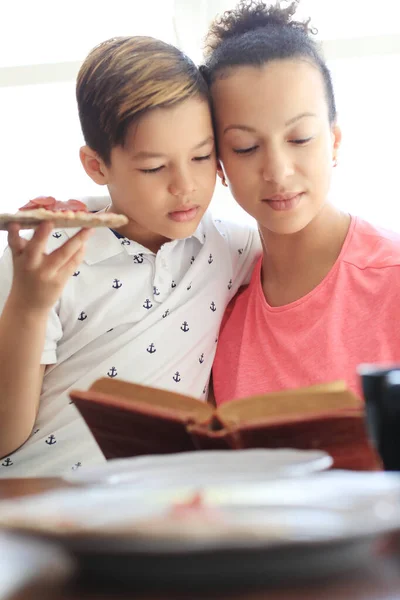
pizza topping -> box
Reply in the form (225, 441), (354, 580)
(19, 197), (88, 213)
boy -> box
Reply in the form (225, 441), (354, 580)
(0, 36), (260, 476)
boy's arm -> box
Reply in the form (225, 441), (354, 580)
(0, 300), (46, 457)
(216, 219), (262, 295)
(0, 222), (92, 458)
(234, 224), (262, 287)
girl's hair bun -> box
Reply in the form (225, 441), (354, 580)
(204, 1), (315, 58)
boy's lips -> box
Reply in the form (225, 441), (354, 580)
(168, 205), (200, 223)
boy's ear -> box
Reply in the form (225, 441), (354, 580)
(79, 146), (109, 185)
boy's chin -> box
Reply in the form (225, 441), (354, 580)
(168, 223), (200, 240)
(165, 216), (203, 239)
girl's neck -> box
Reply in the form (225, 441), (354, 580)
(259, 204), (351, 307)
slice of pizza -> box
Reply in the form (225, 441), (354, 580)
(0, 196), (128, 230)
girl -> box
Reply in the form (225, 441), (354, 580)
(201, 0), (400, 403)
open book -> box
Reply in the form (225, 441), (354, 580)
(70, 379), (381, 471)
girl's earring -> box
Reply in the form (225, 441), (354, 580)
(221, 176), (228, 187)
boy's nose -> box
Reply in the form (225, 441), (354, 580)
(169, 169), (196, 197)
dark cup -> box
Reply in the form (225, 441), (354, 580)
(359, 364), (400, 471)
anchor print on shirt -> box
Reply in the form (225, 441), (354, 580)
(162, 309), (170, 319)
(112, 279), (122, 289)
(238, 248), (244, 255)
(171, 280), (177, 289)
(190, 256), (195, 265)
(187, 282), (192, 291)
(45, 434), (57, 445)
(210, 301), (216, 312)
(143, 298), (153, 310)
(208, 254), (213, 264)
(181, 321), (189, 332)
(52, 232), (62, 239)
(228, 279), (233, 290)
(2, 457), (13, 467)
(173, 372), (181, 382)
(121, 238), (131, 245)
(133, 253), (144, 264)
(78, 311), (87, 321)
(73, 271), (80, 277)
(153, 286), (160, 296)
(108, 366), (118, 378)
(147, 343), (156, 354)
(203, 385), (207, 395)
(72, 462), (82, 470)
(199, 353), (205, 364)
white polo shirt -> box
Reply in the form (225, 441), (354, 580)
(0, 197), (261, 477)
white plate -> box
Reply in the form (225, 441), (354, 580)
(0, 471), (399, 589)
(0, 533), (72, 598)
(64, 448), (333, 487)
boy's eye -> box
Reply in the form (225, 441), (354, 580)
(289, 137), (313, 145)
(140, 166), (164, 174)
(193, 154), (212, 162)
(233, 145), (258, 155)
(139, 154), (212, 173)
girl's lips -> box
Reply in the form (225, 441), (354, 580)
(264, 193), (303, 212)
(168, 206), (199, 223)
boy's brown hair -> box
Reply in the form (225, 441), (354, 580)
(76, 36), (209, 165)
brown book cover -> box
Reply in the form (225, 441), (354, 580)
(69, 379), (381, 471)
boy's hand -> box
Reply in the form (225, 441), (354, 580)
(7, 221), (93, 313)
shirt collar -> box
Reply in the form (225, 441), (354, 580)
(64, 226), (126, 265)
(192, 218), (206, 245)
(62, 197), (207, 265)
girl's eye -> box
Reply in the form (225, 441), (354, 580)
(193, 154), (212, 162)
(233, 145), (258, 155)
(290, 137), (313, 145)
(140, 166), (164, 174)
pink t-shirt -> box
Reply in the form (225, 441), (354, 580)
(213, 216), (400, 404)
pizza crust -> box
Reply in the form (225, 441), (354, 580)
(0, 209), (128, 230)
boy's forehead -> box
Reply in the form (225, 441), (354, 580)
(123, 98), (214, 150)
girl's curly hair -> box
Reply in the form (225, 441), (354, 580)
(200, 0), (336, 124)
(204, 0), (316, 58)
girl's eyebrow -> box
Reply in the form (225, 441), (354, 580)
(285, 112), (317, 126)
(223, 113), (317, 135)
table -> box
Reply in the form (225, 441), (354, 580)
(1, 478), (400, 600)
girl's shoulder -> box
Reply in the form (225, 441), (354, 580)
(343, 216), (400, 271)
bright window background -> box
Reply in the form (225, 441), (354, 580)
(1, 0), (400, 249)
(0, 1), (176, 67)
